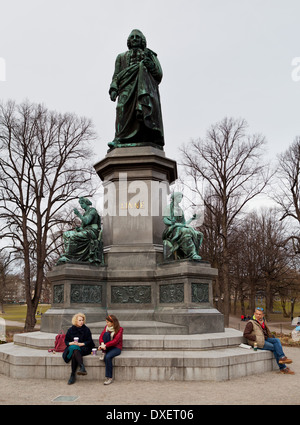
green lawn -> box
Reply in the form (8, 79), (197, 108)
(2, 301), (300, 323)
(0, 304), (51, 342)
(232, 300), (300, 321)
(0, 304), (51, 324)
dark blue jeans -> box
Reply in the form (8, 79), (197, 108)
(102, 332), (121, 378)
(260, 337), (286, 370)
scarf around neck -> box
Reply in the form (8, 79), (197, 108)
(106, 325), (115, 340)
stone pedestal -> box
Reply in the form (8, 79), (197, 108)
(94, 146), (177, 270)
(154, 260), (222, 333)
(42, 259), (223, 334)
(42, 146), (224, 334)
(41, 264), (107, 332)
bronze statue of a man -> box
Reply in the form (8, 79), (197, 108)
(108, 29), (164, 150)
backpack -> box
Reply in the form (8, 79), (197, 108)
(48, 330), (66, 353)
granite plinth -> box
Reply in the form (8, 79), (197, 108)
(42, 260), (223, 334)
(41, 263), (107, 332)
(94, 147), (177, 271)
(0, 328), (277, 381)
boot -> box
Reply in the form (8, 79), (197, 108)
(77, 363), (87, 375)
(68, 373), (76, 385)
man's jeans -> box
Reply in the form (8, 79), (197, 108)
(102, 332), (121, 378)
(261, 337), (286, 370)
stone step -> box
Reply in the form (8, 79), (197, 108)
(89, 320), (188, 335)
(13, 328), (243, 351)
(0, 338), (276, 382)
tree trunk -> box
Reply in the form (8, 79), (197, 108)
(23, 242), (38, 332)
(221, 214), (230, 327)
(240, 291), (245, 316)
(233, 289), (237, 315)
(24, 301), (37, 332)
(24, 277), (43, 332)
(280, 298), (289, 318)
(249, 279), (256, 313)
(222, 260), (230, 327)
(290, 298), (296, 319)
(265, 279), (272, 321)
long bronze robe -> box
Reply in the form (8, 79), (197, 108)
(109, 48), (164, 148)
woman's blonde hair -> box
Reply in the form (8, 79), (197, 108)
(72, 312), (86, 326)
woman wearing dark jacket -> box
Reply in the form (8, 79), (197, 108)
(63, 312), (95, 385)
(98, 314), (123, 385)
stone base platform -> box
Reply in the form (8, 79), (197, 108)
(42, 260), (223, 335)
(0, 328), (277, 382)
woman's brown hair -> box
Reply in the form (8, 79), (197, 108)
(106, 314), (120, 334)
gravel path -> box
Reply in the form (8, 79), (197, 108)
(0, 346), (298, 405)
(1, 315), (298, 405)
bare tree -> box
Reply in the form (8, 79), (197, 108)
(275, 137), (300, 253)
(277, 267), (300, 319)
(180, 117), (271, 326)
(0, 100), (97, 331)
(0, 250), (11, 313)
(231, 208), (298, 319)
(235, 212), (263, 313)
(246, 209), (294, 319)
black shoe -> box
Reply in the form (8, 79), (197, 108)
(77, 364), (87, 375)
(68, 373), (76, 385)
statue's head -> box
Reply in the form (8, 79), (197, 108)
(127, 29), (146, 50)
(79, 197), (92, 207)
(171, 192), (183, 203)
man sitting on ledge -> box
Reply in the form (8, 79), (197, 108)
(243, 307), (295, 375)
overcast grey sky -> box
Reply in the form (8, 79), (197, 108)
(0, 0), (299, 167)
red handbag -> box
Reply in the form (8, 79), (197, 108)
(48, 330), (66, 353)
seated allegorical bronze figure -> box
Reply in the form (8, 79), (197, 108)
(162, 192), (203, 261)
(56, 197), (103, 265)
